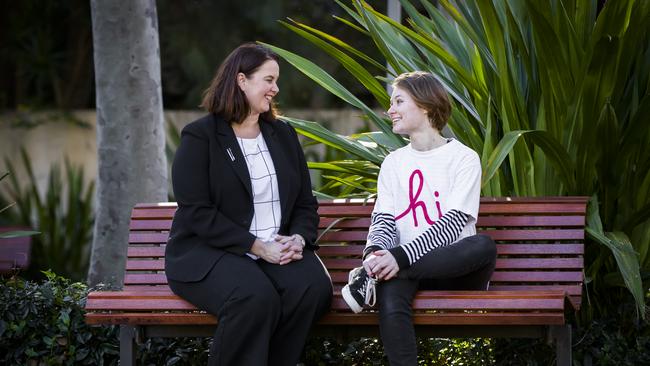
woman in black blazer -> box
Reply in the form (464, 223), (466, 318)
(165, 43), (332, 366)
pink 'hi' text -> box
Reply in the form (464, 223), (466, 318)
(395, 169), (442, 226)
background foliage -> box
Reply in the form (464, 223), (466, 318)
(268, 0), (650, 321)
(0, 0), (385, 111)
(1, 150), (94, 282)
(0, 272), (118, 365)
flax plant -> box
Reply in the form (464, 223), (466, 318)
(265, 0), (650, 320)
(2, 150), (95, 281)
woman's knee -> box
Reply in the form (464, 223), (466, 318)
(297, 269), (333, 313)
(297, 253), (333, 305)
(314, 269), (334, 298)
(230, 280), (282, 317)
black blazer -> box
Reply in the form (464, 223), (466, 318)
(165, 114), (319, 282)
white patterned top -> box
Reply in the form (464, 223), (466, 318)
(237, 134), (281, 259)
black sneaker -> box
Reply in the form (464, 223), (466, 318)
(341, 266), (377, 313)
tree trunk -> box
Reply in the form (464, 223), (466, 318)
(88, 0), (167, 287)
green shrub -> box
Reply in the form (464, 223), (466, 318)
(491, 316), (650, 366)
(0, 271), (214, 365)
(138, 337), (210, 365)
(303, 337), (493, 365)
(0, 271), (118, 365)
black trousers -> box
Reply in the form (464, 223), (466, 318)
(378, 234), (497, 366)
(168, 249), (332, 366)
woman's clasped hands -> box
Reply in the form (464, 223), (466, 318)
(251, 234), (305, 265)
(275, 234), (305, 265)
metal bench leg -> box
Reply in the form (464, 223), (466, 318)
(120, 325), (137, 366)
(550, 325), (571, 366)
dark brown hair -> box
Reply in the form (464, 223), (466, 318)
(200, 43), (279, 123)
(392, 71), (451, 131)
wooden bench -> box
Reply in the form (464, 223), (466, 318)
(0, 227), (32, 275)
(85, 197), (587, 365)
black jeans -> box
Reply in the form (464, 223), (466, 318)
(378, 234), (497, 366)
(168, 250), (332, 366)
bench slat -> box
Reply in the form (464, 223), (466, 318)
(477, 215), (584, 227)
(488, 285), (580, 295)
(494, 258), (583, 269)
(127, 215), (586, 232)
(127, 259), (165, 271)
(476, 203), (587, 214)
(129, 233), (169, 244)
(324, 271), (583, 284)
(101, 269), (570, 286)
(313, 244), (584, 257)
(125, 243), (586, 258)
(125, 257), (583, 271)
(86, 299), (196, 311)
(317, 229), (584, 243)
(131, 208), (177, 219)
(316, 203), (587, 216)
(490, 271), (582, 282)
(88, 297), (565, 312)
(124, 274), (168, 285)
(86, 290), (567, 312)
(494, 244), (583, 255)
(86, 313), (216, 325)
(127, 246), (166, 257)
(130, 220), (173, 231)
(86, 311), (565, 326)
(114, 284), (583, 301)
(320, 312), (566, 326)
(319, 258), (584, 270)
(317, 215), (586, 230)
(88, 289), (565, 299)
(123, 267), (584, 284)
(479, 229), (584, 241)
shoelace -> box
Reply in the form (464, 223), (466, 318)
(357, 276), (377, 307)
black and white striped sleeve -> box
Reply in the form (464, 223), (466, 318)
(389, 209), (469, 269)
(363, 212), (398, 259)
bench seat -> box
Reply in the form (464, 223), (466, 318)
(86, 289), (572, 326)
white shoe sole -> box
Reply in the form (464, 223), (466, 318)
(341, 285), (364, 314)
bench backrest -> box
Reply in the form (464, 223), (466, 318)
(124, 197), (587, 309)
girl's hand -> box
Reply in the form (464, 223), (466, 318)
(369, 250), (399, 281)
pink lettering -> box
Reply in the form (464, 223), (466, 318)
(434, 191), (443, 219)
(395, 169), (437, 227)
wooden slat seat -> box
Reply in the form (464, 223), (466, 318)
(85, 197), (587, 365)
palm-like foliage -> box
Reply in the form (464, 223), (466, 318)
(0, 172), (40, 239)
(265, 0), (650, 319)
(2, 150), (94, 281)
